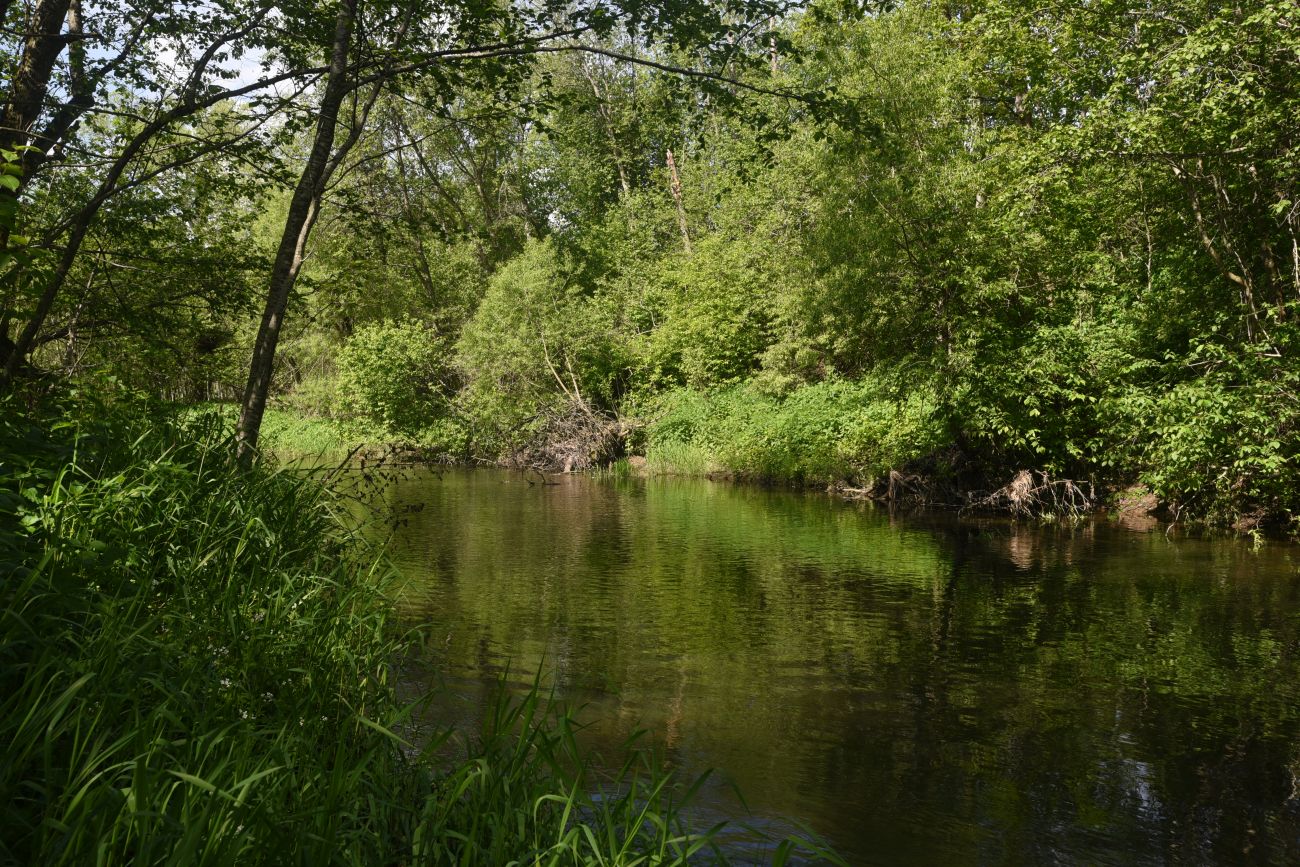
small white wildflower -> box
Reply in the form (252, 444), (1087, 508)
(220, 678), (231, 688)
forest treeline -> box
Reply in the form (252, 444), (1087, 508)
(3, 0), (1299, 530)
(0, 0), (1294, 859)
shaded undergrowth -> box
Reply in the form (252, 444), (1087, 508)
(0, 393), (840, 865)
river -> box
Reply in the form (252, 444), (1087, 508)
(376, 467), (1300, 865)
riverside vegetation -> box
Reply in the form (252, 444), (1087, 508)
(4, 2), (1298, 531)
(1, 389), (841, 864)
(0, 0), (1297, 861)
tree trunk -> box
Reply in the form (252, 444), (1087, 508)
(64, 0), (86, 98)
(0, 0), (71, 253)
(235, 0), (358, 465)
(0, 0), (72, 152)
(666, 148), (691, 254)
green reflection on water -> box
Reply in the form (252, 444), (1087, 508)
(377, 468), (1300, 865)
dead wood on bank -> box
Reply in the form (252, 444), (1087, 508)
(838, 469), (937, 506)
(963, 469), (1096, 518)
(839, 465), (1099, 520)
(506, 399), (634, 473)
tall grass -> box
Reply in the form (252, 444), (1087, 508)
(188, 401), (358, 456)
(3, 401), (407, 864)
(0, 395), (840, 865)
(642, 380), (943, 486)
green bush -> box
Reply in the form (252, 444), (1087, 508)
(1120, 335), (1300, 527)
(950, 318), (1135, 477)
(456, 240), (631, 455)
(642, 237), (778, 391)
(338, 319), (454, 437)
(418, 416), (472, 459)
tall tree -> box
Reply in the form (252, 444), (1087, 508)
(235, 0), (364, 464)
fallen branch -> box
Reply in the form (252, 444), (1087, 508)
(506, 399), (636, 473)
(964, 469), (1096, 518)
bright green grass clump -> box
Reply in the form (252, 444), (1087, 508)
(642, 380), (944, 487)
(189, 402), (360, 457)
(258, 405), (357, 455)
(0, 394), (838, 865)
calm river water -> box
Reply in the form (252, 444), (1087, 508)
(378, 467), (1300, 865)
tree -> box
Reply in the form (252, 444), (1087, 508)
(230, 0), (809, 463)
(0, 0), (326, 385)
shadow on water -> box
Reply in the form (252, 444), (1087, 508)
(377, 467), (1300, 865)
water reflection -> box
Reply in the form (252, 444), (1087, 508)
(380, 468), (1300, 865)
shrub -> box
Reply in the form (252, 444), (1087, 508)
(338, 319), (454, 437)
(642, 237), (779, 391)
(456, 240), (630, 456)
(951, 318), (1134, 477)
(1121, 335), (1300, 527)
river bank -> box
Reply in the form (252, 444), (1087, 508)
(235, 400), (1288, 539)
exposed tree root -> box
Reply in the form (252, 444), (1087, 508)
(964, 469), (1096, 518)
(838, 470), (937, 506)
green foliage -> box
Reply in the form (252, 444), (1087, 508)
(952, 318), (1135, 475)
(5, 99), (275, 395)
(457, 239), (631, 453)
(644, 378), (944, 484)
(0, 397), (407, 863)
(10, 0), (1299, 529)
(0, 145), (34, 273)
(1116, 332), (1300, 526)
(644, 237), (779, 390)
(338, 319), (455, 437)
(259, 406), (356, 455)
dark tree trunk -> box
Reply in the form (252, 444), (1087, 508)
(0, 0), (70, 259)
(235, 0), (359, 465)
(0, 0), (72, 152)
